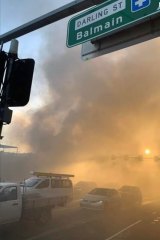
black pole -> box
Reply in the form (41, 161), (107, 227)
(0, 123), (3, 140)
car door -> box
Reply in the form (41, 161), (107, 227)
(110, 190), (121, 208)
(0, 186), (21, 225)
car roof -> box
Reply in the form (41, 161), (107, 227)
(90, 187), (118, 193)
(93, 187), (117, 191)
(119, 185), (140, 191)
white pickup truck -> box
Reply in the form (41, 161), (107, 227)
(0, 172), (74, 227)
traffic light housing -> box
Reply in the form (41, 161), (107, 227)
(7, 58), (35, 107)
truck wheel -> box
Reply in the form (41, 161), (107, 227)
(63, 197), (68, 206)
(36, 208), (52, 226)
(60, 197), (68, 207)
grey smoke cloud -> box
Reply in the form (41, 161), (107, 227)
(2, 1), (160, 196)
(6, 35), (160, 177)
(21, 36), (160, 169)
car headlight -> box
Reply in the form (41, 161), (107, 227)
(94, 200), (104, 204)
(80, 198), (84, 201)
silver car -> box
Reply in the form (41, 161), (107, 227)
(80, 188), (121, 211)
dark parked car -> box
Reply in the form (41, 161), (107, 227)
(119, 185), (142, 208)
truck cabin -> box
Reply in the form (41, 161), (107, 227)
(22, 172), (74, 191)
(0, 183), (18, 202)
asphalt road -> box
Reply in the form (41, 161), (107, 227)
(0, 200), (160, 240)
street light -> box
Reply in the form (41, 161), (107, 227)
(144, 149), (151, 156)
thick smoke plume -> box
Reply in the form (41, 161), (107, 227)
(27, 38), (160, 161)
(5, 25), (160, 196)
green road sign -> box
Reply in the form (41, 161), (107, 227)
(67, 0), (160, 48)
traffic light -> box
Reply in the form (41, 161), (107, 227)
(0, 40), (35, 139)
(7, 58), (35, 107)
(0, 51), (7, 87)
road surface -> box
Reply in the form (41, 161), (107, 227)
(0, 200), (160, 240)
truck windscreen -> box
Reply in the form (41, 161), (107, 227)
(25, 178), (41, 187)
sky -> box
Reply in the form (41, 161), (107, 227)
(1, 0), (73, 147)
(1, 1), (160, 189)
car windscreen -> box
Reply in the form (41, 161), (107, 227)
(89, 188), (116, 196)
